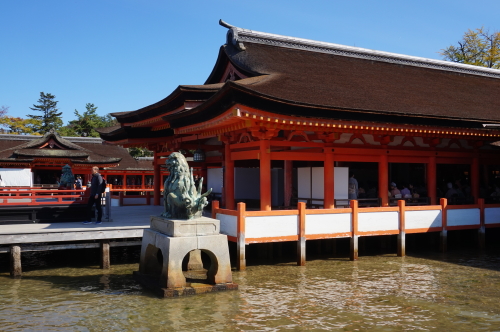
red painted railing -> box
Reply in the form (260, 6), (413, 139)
(0, 188), (88, 206)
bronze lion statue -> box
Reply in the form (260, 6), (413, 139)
(59, 164), (75, 189)
(161, 152), (212, 219)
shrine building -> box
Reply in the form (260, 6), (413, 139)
(0, 128), (160, 188)
(99, 20), (500, 211)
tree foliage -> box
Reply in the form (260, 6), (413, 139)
(128, 147), (153, 158)
(440, 27), (500, 68)
(61, 103), (118, 137)
(0, 116), (42, 135)
(27, 92), (63, 133)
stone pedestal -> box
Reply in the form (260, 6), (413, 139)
(134, 216), (237, 298)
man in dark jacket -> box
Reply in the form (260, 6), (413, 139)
(83, 166), (103, 225)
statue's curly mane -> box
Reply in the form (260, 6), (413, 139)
(161, 152), (211, 219)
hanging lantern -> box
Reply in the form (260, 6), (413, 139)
(193, 135), (205, 162)
(193, 148), (206, 162)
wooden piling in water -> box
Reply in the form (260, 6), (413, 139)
(100, 240), (110, 269)
(297, 202), (306, 266)
(478, 198), (486, 250)
(10, 245), (22, 278)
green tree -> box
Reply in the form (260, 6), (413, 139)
(27, 92), (63, 133)
(440, 27), (500, 68)
(128, 147), (153, 158)
(66, 103), (115, 137)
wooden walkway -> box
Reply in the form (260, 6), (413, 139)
(0, 205), (164, 276)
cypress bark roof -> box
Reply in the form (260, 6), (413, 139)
(100, 21), (500, 142)
(0, 130), (151, 170)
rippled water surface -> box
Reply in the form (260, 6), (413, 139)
(1, 250), (500, 331)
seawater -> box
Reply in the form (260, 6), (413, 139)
(1, 248), (500, 331)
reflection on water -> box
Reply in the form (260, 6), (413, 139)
(1, 249), (500, 331)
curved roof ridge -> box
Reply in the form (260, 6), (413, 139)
(219, 19), (500, 79)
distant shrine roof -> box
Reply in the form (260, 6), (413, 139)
(0, 129), (151, 170)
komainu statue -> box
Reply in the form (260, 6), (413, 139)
(161, 152), (212, 219)
(59, 164), (75, 189)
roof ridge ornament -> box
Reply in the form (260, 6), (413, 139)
(219, 19), (246, 51)
(219, 20), (500, 79)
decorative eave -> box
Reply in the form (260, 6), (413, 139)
(19, 128), (90, 151)
(14, 149), (90, 158)
(220, 20), (500, 79)
(175, 103), (500, 140)
(110, 85), (222, 124)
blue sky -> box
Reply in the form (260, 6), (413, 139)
(1, 0), (499, 124)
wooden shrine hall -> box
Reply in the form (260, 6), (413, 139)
(100, 20), (500, 210)
(99, 21), (500, 265)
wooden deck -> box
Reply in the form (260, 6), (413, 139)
(0, 205), (163, 247)
(0, 205), (166, 276)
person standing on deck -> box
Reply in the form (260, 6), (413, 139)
(83, 166), (103, 225)
(348, 173), (358, 200)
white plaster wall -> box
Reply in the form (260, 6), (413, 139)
(485, 208), (500, 225)
(358, 211), (399, 232)
(306, 213), (351, 235)
(217, 213), (237, 237)
(246, 215), (298, 238)
(405, 210), (442, 229)
(0, 168), (32, 187)
(447, 209), (480, 227)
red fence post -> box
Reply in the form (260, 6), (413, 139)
(119, 192), (124, 207)
(211, 200), (219, 219)
(478, 198), (485, 250)
(237, 202), (246, 271)
(440, 198), (448, 252)
(297, 202), (306, 266)
(397, 200), (406, 257)
(350, 200), (359, 261)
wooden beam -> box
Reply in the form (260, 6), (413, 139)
(0, 229), (145, 245)
(270, 151), (325, 161)
(230, 150), (259, 161)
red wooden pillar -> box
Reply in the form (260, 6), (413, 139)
(224, 142), (235, 210)
(427, 155), (437, 205)
(284, 160), (293, 207)
(379, 154), (389, 206)
(260, 140), (271, 211)
(153, 152), (161, 206)
(324, 149), (334, 209)
(471, 156), (480, 204)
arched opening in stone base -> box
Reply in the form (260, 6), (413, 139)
(181, 249), (219, 285)
(142, 244), (163, 277)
